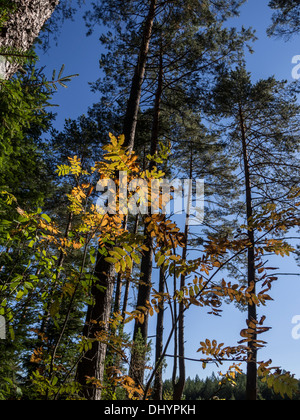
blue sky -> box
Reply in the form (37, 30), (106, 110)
(37, 0), (300, 128)
(36, 0), (300, 381)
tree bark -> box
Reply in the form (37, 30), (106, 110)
(123, 0), (157, 151)
(113, 272), (123, 315)
(0, 0), (59, 80)
(239, 104), (257, 401)
(129, 231), (153, 387)
(149, 48), (163, 164)
(173, 150), (192, 401)
(121, 215), (140, 322)
(76, 252), (115, 400)
(153, 269), (165, 400)
(76, 0), (157, 400)
(129, 43), (163, 387)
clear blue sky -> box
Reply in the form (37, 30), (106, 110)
(37, 0), (300, 381)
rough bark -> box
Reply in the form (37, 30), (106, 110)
(76, 252), (115, 400)
(129, 44), (163, 387)
(129, 231), (153, 387)
(0, 0), (59, 80)
(173, 151), (192, 401)
(123, 0), (157, 151)
(149, 48), (163, 164)
(76, 0), (157, 400)
(121, 214), (140, 322)
(113, 272), (123, 315)
(239, 104), (257, 401)
(153, 269), (165, 400)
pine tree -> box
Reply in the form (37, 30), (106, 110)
(127, 0), (253, 393)
(76, 1), (160, 399)
(208, 65), (300, 400)
(268, 0), (300, 38)
(80, 0), (253, 397)
(0, 60), (79, 215)
(0, 63), (56, 215)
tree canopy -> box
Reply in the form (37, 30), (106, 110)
(268, 0), (300, 39)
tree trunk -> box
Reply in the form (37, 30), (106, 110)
(129, 231), (153, 387)
(153, 269), (165, 400)
(172, 270), (178, 392)
(173, 150), (192, 401)
(123, 0), (157, 151)
(76, 1), (157, 399)
(149, 48), (163, 164)
(129, 44), (163, 387)
(0, 0), (59, 80)
(76, 252), (115, 400)
(121, 215), (140, 322)
(113, 272), (123, 315)
(239, 104), (257, 401)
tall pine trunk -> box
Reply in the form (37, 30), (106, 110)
(76, 0), (157, 399)
(239, 104), (257, 401)
(129, 45), (163, 388)
(123, 0), (158, 151)
(76, 252), (115, 400)
(173, 150), (193, 400)
(153, 269), (165, 400)
(121, 214), (140, 321)
(0, 0), (59, 80)
(128, 231), (153, 387)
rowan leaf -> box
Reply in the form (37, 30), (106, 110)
(132, 253), (141, 265)
(157, 255), (165, 267)
(50, 299), (60, 318)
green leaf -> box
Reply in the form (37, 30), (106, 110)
(125, 255), (133, 270)
(52, 376), (58, 387)
(105, 257), (117, 264)
(120, 258), (126, 272)
(115, 261), (121, 273)
(132, 253), (141, 265)
(50, 299), (60, 318)
(28, 240), (35, 248)
(114, 247), (127, 257)
(9, 326), (15, 341)
(16, 290), (24, 300)
(123, 244), (133, 253)
(56, 164), (70, 176)
(24, 282), (34, 290)
(41, 213), (51, 223)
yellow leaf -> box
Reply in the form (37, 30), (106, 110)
(118, 134), (125, 146)
(157, 255), (165, 267)
(73, 242), (83, 250)
(109, 133), (118, 147)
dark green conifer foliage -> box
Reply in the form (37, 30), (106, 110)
(268, 0), (300, 38)
(0, 65), (55, 211)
